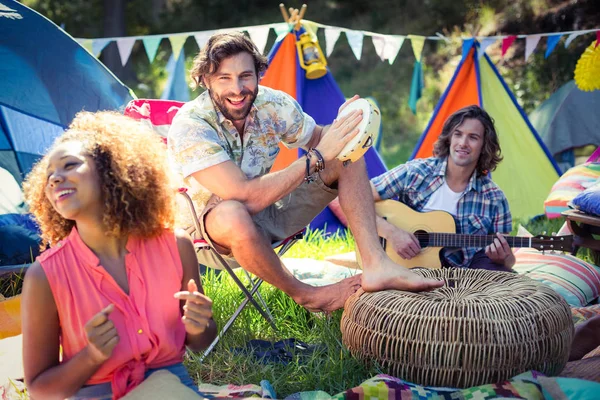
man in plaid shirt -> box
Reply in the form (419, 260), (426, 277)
(333, 105), (515, 271)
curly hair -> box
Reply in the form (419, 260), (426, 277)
(23, 111), (176, 248)
(433, 105), (503, 175)
(190, 31), (268, 90)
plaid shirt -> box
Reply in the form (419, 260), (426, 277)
(372, 157), (512, 268)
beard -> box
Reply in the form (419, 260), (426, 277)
(208, 86), (258, 122)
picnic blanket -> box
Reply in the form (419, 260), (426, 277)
(195, 372), (600, 399)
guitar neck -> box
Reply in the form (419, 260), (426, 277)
(425, 233), (531, 248)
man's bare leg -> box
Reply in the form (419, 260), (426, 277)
(320, 158), (443, 292)
(204, 200), (361, 312)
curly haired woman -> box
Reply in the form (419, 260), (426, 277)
(21, 111), (216, 400)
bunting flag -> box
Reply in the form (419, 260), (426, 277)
(409, 35), (426, 61)
(78, 39), (94, 54)
(325, 27), (341, 57)
(169, 35), (187, 60)
(597, 31), (600, 48)
(246, 26), (270, 54)
(545, 34), (562, 58)
(116, 37), (136, 66)
(565, 32), (582, 48)
(372, 34), (404, 65)
(525, 34), (542, 61)
(142, 37), (162, 63)
(345, 30), (364, 60)
(92, 38), (111, 57)
(273, 22), (292, 41)
(501, 35), (517, 57)
(461, 38), (475, 60)
(194, 32), (212, 51)
(408, 60), (424, 114)
(477, 37), (496, 59)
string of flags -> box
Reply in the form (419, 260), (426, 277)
(75, 21), (599, 111)
(76, 20), (600, 67)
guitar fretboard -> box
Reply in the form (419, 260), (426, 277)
(416, 233), (531, 248)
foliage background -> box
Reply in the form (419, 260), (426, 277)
(22, 0), (600, 166)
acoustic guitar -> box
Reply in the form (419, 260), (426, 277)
(372, 200), (574, 269)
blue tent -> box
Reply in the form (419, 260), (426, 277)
(0, 0), (134, 271)
(261, 27), (387, 235)
(0, 0), (134, 185)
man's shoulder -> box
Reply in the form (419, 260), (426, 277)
(254, 86), (297, 109)
(478, 175), (507, 200)
(405, 157), (441, 174)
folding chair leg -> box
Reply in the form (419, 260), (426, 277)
(200, 276), (276, 360)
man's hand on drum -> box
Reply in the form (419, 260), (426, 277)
(316, 96), (363, 162)
(388, 225), (421, 260)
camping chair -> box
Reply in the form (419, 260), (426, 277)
(124, 99), (304, 359)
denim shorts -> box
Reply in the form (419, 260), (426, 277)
(68, 362), (198, 399)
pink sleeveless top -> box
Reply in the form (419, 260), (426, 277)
(38, 228), (186, 399)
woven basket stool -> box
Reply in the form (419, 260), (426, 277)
(341, 268), (574, 388)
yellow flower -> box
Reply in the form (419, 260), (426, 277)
(574, 40), (600, 92)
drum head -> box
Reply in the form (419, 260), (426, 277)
(336, 98), (381, 163)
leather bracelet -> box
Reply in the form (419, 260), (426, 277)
(304, 152), (316, 183)
(309, 148), (325, 172)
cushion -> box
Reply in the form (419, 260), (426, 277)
(121, 370), (201, 400)
(544, 162), (600, 219)
(571, 183), (600, 216)
(513, 249), (600, 307)
(0, 295), (21, 339)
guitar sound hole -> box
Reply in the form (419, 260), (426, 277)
(415, 230), (430, 248)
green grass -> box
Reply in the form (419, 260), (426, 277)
(188, 230), (381, 397)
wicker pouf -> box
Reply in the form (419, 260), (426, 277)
(341, 268), (574, 388)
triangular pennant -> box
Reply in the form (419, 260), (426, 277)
(169, 35), (187, 60)
(78, 39), (94, 54)
(372, 35), (386, 62)
(545, 34), (562, 58)
(462, 38), (475, 59)
(596, 31), (600, 48)
(116, 37), (136, 66)
(565, 32), (582, 48)
(408, 35), (426, 61)
(303, 21), (320, 42)
(246, 26), (270, 54)
(386, 35), (405, 65)
(372, 35), (405, 64)
(477, 38), (496, 59)
(325, 27), (341, 57)
(142, 37), (162, 63)
(345, 30), (364, 60)
(92, 38), (111, 57)
(525, 34), (542, 61)
(501, 35), (517, 57)
(194, 32), (213, 51)
(274, 23), (292, 42)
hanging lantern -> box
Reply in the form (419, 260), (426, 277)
(296, 32), (328, 79)
(574, 40), (600, 92)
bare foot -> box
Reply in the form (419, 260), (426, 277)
(294, 274), (362, 313)
(361, 255), (443, 292)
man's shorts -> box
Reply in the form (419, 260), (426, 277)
(194, 175), (338, 270)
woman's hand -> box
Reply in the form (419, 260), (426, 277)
(174, 279), (213, 336)
(84, 304), (119, 365)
